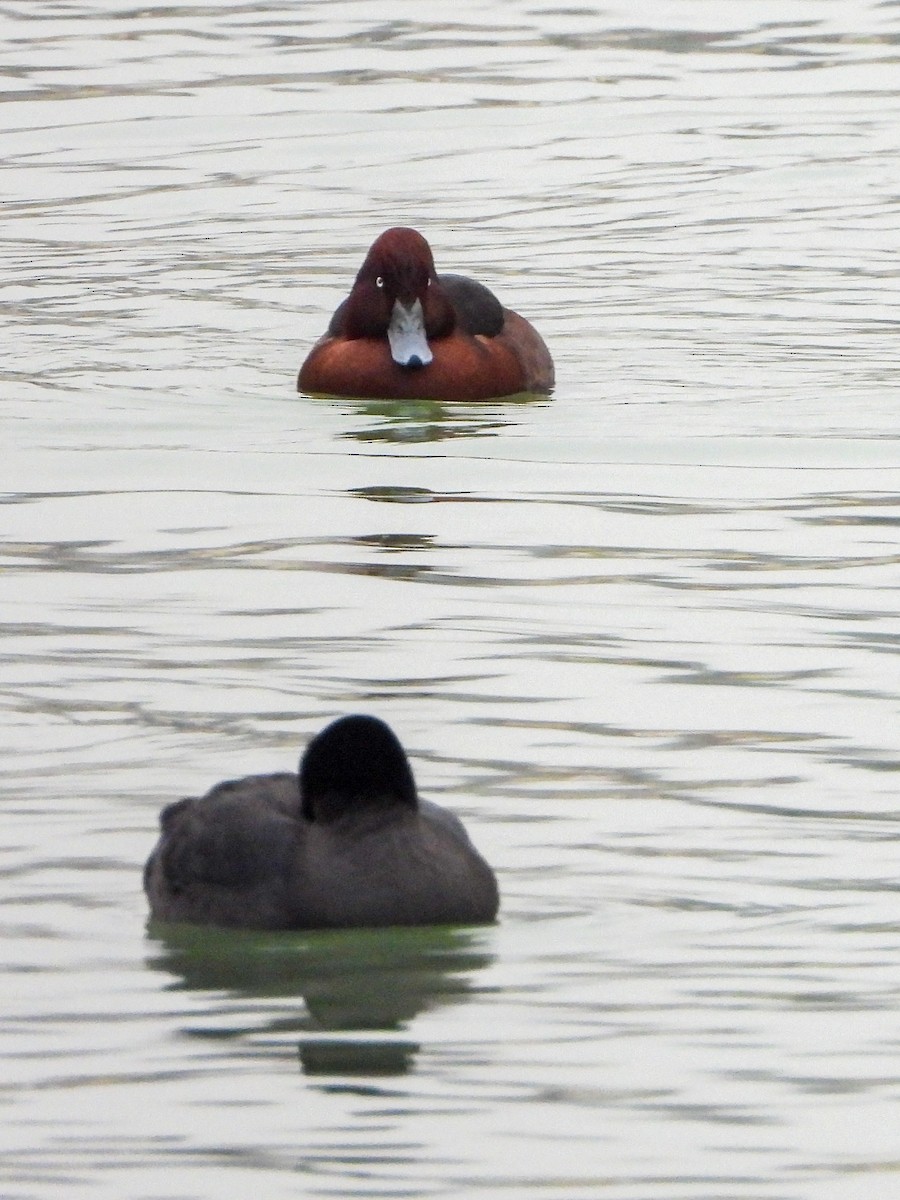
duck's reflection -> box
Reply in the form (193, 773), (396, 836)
(325, 394), (547, 445)
(146, 922), (494, 1076)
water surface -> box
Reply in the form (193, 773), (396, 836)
(2, 2), (899, 1198)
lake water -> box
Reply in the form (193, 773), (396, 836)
(2, 2), (898, 1197)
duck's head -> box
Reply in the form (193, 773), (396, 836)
(299, 714), (419, 822)
(339, 227), (457, 369)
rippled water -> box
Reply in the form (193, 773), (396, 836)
(2, 2), (899, 1198)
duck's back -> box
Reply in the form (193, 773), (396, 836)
(288, 800), (499, 929)
(144, 772), (301, 929)
(144, 761), (499, 931)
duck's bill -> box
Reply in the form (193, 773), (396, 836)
(387, 299), (433, 369)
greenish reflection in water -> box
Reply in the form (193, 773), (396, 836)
(146, 922), (494, 1076)
(313, 394), (549, 444)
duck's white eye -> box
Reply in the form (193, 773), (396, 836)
(376, 276), (384, 288)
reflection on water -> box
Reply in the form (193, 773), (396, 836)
(147, 922), (493, 1076)
(331, 395), (550, 444)
(3, 0), (900, 1198)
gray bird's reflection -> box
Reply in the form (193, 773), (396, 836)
(146, 921), (494, 1077)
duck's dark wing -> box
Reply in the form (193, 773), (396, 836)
(326, 297), (348, 337)
(144, 773), (302, 929)
(416, 799), (500, 924)
(438, 274), (505, 337)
